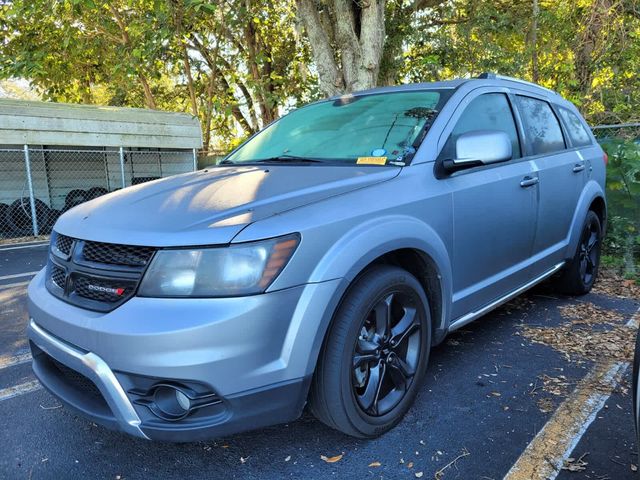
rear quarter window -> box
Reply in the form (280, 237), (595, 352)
(558, 107), (593, 147)
(515, 95), (566, 155)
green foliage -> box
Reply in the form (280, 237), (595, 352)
(599, 136), (640, 278)
(1, 0), (639, 152)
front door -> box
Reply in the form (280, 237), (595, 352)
(437, 91), (539, 319)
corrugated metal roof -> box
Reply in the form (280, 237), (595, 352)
(0, 99), (203, 149)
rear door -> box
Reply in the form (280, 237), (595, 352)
(436, 90), (539, 319)
(513, 94), (584, 270)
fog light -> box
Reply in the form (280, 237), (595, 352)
(175, 389), (191, 411)
(153, 385), (191, 420)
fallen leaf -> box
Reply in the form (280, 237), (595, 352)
(407, 462), (414, 468)
(368, 461), (381, 467)
(320, 454), (343, 463)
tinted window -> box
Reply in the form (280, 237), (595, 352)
(516, 96), (566, 155)
(439, 93), (520, 161)
(558, 107), (592, 147)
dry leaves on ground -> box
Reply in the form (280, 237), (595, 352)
(519, 302), (637, 364)
(536, 397), (555, 414)
(499, 296), (537, 317)
(593, 268), (640, 299)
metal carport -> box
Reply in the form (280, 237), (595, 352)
(0, 99), (202, 238)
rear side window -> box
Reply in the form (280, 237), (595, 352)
(558, 107), (592, 147)
(515, 96), (565, 155)
(439, 93), (521, 160)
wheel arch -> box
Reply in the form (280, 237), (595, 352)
(303, 216), (453, 378)
(565, 180), (607, 259)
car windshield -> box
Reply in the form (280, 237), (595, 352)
(225, 90), (449, 165)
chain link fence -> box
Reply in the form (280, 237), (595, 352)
(593, 123), (640, 277)
(0, 146), (197, 240)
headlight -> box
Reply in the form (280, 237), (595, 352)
(138, 234), (300, 297)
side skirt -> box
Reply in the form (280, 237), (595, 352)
(448, 262), (565, 333)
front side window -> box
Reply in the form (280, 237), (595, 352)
(515, 96), (566, 155)
(558, 107), (592, 147)
(226, 90), (450, 165)
(438, 93), (521, 161)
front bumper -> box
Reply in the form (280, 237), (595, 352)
(27, 270), (339, 441)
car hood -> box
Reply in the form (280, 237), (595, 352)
(55, 164), (400, 246)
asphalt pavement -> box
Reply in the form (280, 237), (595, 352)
(0, 240), (638, 480)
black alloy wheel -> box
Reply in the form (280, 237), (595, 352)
(554, 210), (602, 295)
(309, 265), (431, 438)
(352, 291), (421, 417)
(578, 214), (600, 286)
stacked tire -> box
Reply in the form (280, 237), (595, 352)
(0, 186), (109, 237)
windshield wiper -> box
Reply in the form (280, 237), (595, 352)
(249, 154), (327, 164)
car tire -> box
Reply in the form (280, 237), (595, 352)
(6, 197), (50, 235)
(554, 210), (602, 295)
(64, 189), (88, 211)
(0, 203), (10, 233)
(86, 187), (108, 200)
(309, 265), (431, 438)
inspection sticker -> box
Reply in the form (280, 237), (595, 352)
(357, 156), (387, 165)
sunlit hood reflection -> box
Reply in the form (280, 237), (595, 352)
(54, 164), (400, 246)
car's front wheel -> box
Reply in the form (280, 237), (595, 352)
(309, 265), (431, 438)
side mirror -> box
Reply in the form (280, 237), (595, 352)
(443, 130), (512, 173)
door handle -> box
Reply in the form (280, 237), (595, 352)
(572, 163), (585, 173)
(520, 176), (539, 188)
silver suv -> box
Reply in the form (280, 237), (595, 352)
(27, 74), (606, 441)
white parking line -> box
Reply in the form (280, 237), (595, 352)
(0, 352), (32, 370)
(504, 307), (640, 480)
(0, 271), (39, 281)
(0, 380), (42, 402)
(0, 242), (48, 251)
(0, 280), (31, 290)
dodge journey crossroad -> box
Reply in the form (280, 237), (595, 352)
(27, 74), (607, 441)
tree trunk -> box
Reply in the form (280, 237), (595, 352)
(182, 45), (199, 117)
(138, 73), (157, 109)
(108, 4), (157, 109)
(575, 0), (611, 95)
(296, 0), (386, 96)
(530, 0), (539, 83)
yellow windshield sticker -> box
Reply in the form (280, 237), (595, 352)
(357, 156), (387, 165)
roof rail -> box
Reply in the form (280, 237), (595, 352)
(476, 73), (558, 95)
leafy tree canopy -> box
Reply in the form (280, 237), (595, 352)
(1, 0), (638, 149)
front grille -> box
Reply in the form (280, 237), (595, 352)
(82, 241), (155, 267)
(55, 233), (73, 256)
(73, 276), (132, 303)
(51, 265), (66, 289)
(50, 357), (105, 402)
(48, 231), (154, 312)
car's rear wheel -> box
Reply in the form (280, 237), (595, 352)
(309, 265), (431, 438)
(554, 210), (602, 295)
